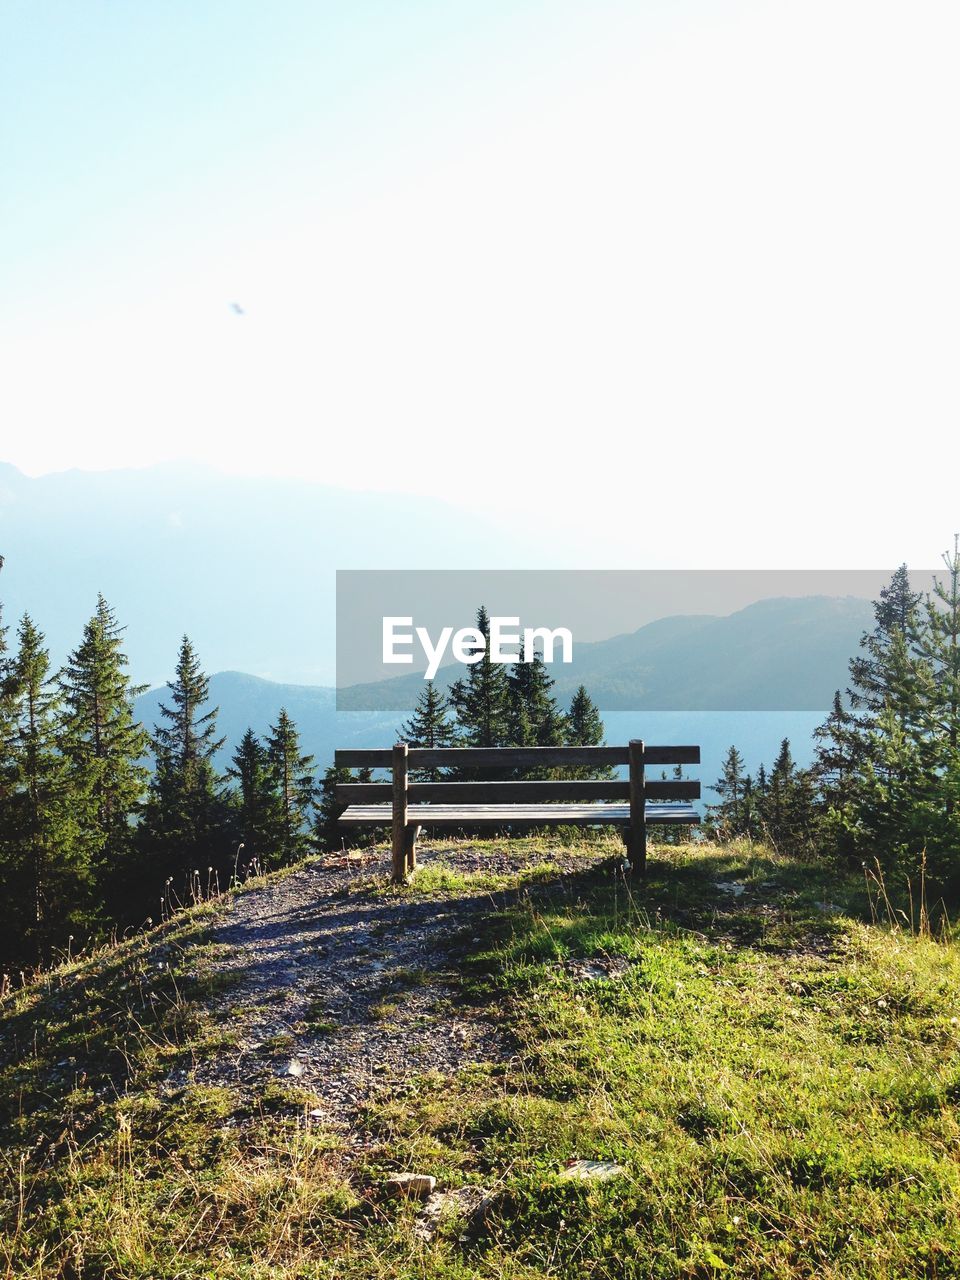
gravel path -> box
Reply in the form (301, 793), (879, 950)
(178, 842), (604, 1132)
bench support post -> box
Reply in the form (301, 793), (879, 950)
(628, 739), (646, 876)
(392, 742), (409, 884)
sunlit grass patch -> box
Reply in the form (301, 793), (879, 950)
(4, 839), (960, 1277)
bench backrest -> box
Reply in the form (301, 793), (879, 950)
(333, 743), (701, 805)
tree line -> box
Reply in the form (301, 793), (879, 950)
(0, 589), (605, 967)
(708, 546), (960, 895)
(315, 606), (607, 839)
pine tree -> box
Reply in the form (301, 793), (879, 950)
(813, 691), (860, 807)
(916, 538), (960, 757)
(741, 774), (758, 839)
(0, 570), (24, 956)
(563, 685), (610, 780)
(448, 607), (511, 763)
(766, 738), (795, 837)
(848, 565), (923, 725)
(0, 564), (17, 815)
(566, 686), (605, 747)
(758, 738), (818, 857)
(59, 596), (149, 895)
(227, 728), (275, 867)
(265, 709), (315, 865)
(912, 542), (960, 863)
(400, 681), (455, 780)
(6, 615), (92, 960)
(850, 703), (936, 877)
(139, 637), (230, 892)
(811, 565), (933, 869)
(845, 545), (960, 885)
(314, 764), (373, 851)
(709, 745), (746, 838)
(509, 655), (566, 744)
(507, 651), (566, 776)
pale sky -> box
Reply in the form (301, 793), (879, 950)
(2, 0), (958, 568)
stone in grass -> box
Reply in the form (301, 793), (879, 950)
(280, 1058), (304, 1078)
(414, 1186), (493, 1242)
(714, 881), (746, 897)
(560, 1159), (626, 1181)
(384, 1173), (437, 1200)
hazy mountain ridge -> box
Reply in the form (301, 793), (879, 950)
(338, 595), (875, 711)
(134, 671), (398, 771)
(0, 462), (517, 685)
(132, 596), (875, 773)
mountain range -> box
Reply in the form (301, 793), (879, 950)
(1, 462), (877, 772)
(133, 672), (398, 773)
(131, 595), (874, 773)
(0, 461), (518, 685)
(337, 594), (875, 712)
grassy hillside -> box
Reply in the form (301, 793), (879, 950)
(1, 839), (959, 1278)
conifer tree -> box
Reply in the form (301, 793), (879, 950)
(314, 764), (373, 851)
(766, 738), (795, 835)
(847, 703), (936, 874)
(566, 686), (605, 747)
(805, 565), (928, 843)
(844, 548), (960, 884)
(916, 538), (960, 757)
(710, 745), (746, 837)
(564, 685), (610, 779)
(314, 765), (348, 852)
(59, 595), (149, 891)
(758, 738), (818, 856)
(400, 681), (455, 780)
(448, 607), (511, 760)
(227, 728), (275, 865)
(139, 637), (229, 888)
(508, 654), (566, 747)
(6, 615), (92, 959)
(265, 709), (315, 864)
(813, 691), (859, 806)
(741, 773), (758, 839)
(0, 565), (17, 816)
(848, 565), (923, 728)
(507, 650), (566, 777)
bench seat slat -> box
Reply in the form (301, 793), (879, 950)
(334, 779), (700, 804)
(338, 802), (699, 827)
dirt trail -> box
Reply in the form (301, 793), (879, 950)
(177, 844), (601, 1131)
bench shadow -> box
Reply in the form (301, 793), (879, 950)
(217, 843), (862, 1058)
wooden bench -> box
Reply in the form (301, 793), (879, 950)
(335, 740), (700, 883)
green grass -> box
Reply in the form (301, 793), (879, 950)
(386, 858), (569, 897)
(2, 839), (960, 1277)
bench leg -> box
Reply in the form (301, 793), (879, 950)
(624, 825), (647, 876)
(391, 826), (407, 884)
(627, 739), (647, 877)
(391, 740), (409, 884)
(405, 824), (421, 876)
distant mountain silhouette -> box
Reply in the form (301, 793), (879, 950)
(134, 671), (399, 771)
(338, 595), (875, 711)
(128, 595), (875, 777)
(0, 461), (516, 685)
